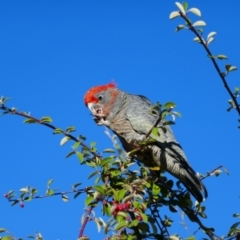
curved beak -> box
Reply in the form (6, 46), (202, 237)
(87, 103), (104, 124)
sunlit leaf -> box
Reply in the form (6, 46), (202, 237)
(192, 20), (206, 27)
(62, 194), (69, 202)
(47, 179), (54, 186)
(60, 136), (70, 146)
(2, 236), (13, 240)
(66, 126), (76, 132)
(100, 157), (113, 167)
(77, 152), (84, 163)
(93, 185), (105, 195)
(175, 24), (186, 32)
(187, 8), (201, 17)
(169, 11), (180, 20)
(186, 236), (197, 240)
(85, 195), (94, 206)
(53, 128), (63, 134)
(102, 148), (115, 153)
(115, 221), (129, 231)
(151, 127), (159, 137)
(175, 2), (185, 14)
(163, 102), (176, 109)
(207, 31), (217, 40)
(41, 116), (53, 123)
(23, 118), (37, 124)
(217, 54), (228, 60)
(207, 37), (214, 46)
(225, 64), (238, 72)
(20, 187), (29, 193)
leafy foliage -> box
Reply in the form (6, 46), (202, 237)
(1, 1), (240, 240)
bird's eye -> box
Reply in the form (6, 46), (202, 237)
(98, 95), (103, 101)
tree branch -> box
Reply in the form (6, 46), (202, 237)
(179, 11), (240, 117)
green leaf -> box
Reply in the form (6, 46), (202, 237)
(47, 179), (54, 186)
(163, 102), (176, 109)
(115, 221), (129, 231)
(46, 189), (54, 196)
(77, 152), (84, 163)
(117, 189), (127, 202)
(24, 118), (37, 124)
(141, 213), (148, 222)
(100, 157), (113, 167)
(110, 169), (121, 177)
(175, 24), (186, 32)
(93, 185), (105, 195)
(187, 7), (201, 17)
(60, 136), (70, 146)
(0, 228), (7, 233)
(192, 20), (206, 27)
(233, 213), (240, 218)
(11, 200), (19, 206)
(66, 126), (76, 132)
(217, 54), (228, 60)
(175, 2), (185, 14)
(88, 171), (100, 179)
(182, 2), (188, 11)
(78, 135), (86, 141)
(53, 128), (63, 134)
(2, 236), (13, 240)
(169, 11), (180, 20)
(66, 151), (75, 158)
(73, 141), (81, 149)
(41, 116), (53, 123)
(151, 127), (159, 137)
(130, 219), (139, 227)
(186, 236), (196, 240)
(152, 184), (161, 196)
(85, 195), (94, 206)
(102, 148), (115, 153)
(62, 194), (69, 202)
(74, 192), (81, 199)
(73, 182), (82, 188)
(90, 142), (97, 148)
(225, 64), (238, 72)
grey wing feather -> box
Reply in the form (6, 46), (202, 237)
(125, 94), (208, 202)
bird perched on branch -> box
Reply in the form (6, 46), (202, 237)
(84, 82), (208, 202)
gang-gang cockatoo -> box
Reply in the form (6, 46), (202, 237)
(84, 83), (207, 202)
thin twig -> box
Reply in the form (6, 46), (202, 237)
(0, 105), (101, 158)
(179, 11), (240, 117)
(201, 165), (223, 181)
(6, 186), (93, 202)
(79, 205), (94, 238)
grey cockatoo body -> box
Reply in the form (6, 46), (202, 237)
(84, 83), (208, 202)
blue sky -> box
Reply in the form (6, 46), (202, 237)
(1, 1), (240, 239)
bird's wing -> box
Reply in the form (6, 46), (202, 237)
(125, 94), (175, 143)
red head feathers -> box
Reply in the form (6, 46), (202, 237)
(84, 82), (116, 106)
